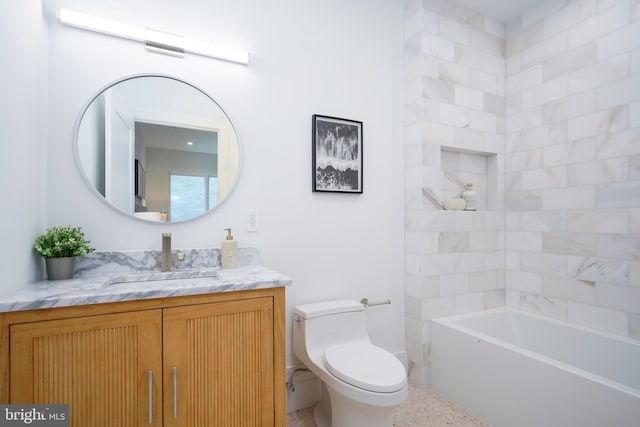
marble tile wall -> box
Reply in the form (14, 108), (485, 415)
(404, 0), (506, 387)
(404, 0), (640, 389)
(505, 0), (640, 339)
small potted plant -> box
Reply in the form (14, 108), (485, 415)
(33, 225), (95, 280)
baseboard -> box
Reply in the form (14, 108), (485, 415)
(286, 350), (409, 413)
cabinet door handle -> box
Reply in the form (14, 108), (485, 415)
(147, 370), (153, 424)
(172, 366), (178, 418)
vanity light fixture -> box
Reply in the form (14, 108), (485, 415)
(57, 9), (250, 65)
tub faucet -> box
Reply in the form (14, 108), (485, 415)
(162, 232), (172, 272)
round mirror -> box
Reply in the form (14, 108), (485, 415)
(76, 75), (241, 222)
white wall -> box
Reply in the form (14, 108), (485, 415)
(42, 0), (405, 368)
(0, 0), (48, 290)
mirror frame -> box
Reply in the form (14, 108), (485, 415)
(74, 74), (243, 223)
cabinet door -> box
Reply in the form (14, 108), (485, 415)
(10, 310), (162, 427)
(163, 297), (274, 427)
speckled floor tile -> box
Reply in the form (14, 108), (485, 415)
(286, 385), (487, 427)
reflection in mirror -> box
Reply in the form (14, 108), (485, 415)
(77, 76), (240, 222)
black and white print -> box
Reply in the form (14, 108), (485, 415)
(312, 115), (363, 193)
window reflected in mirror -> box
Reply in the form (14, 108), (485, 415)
(169, 174), (219, 222)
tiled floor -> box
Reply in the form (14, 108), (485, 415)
(286, 385), (487, 427)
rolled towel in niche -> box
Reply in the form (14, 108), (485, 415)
(443, 198), (466, 210)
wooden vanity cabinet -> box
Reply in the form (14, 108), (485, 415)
(0, 287), (285, 427)
(10, 310), (163, 426)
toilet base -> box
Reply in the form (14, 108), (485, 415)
(314, 403), (331, 427)
(314, 383), (396, 427)
(313, 383), (332, 427)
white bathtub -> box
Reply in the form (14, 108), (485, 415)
(431, 308), (640, 427)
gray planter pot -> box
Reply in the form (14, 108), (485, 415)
(45, 257), (76, 280)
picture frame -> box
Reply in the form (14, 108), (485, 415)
(312, 114), (363, 193)
(134, 159), (146, 199)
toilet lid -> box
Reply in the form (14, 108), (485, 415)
(323, 342), (406, 393)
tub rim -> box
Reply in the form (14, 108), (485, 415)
(431, 307), (640, 398)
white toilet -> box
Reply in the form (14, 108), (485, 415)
(293, 299), (408, 427)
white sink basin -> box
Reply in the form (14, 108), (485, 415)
(105, 268), (219, 286)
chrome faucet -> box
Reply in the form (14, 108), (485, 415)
(162, 233), (172, 272)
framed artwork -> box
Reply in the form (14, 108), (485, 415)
(134, 159), (146, 199)
(312, 114), (363, 193)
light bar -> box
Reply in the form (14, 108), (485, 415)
(57, 9), (250, 65)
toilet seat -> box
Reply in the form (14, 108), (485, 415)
(323, 342), (406, 393)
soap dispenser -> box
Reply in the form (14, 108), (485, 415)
(221, 228), (238, 269)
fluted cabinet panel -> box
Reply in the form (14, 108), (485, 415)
(10, 310), (163, 427)
(164, 297), (274, 427)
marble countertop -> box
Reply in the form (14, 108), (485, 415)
(0, 265), (292, 313)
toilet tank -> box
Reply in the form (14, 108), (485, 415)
(293, 300), (370, 359)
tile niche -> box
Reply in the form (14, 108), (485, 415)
(440, 147), (500, 211)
